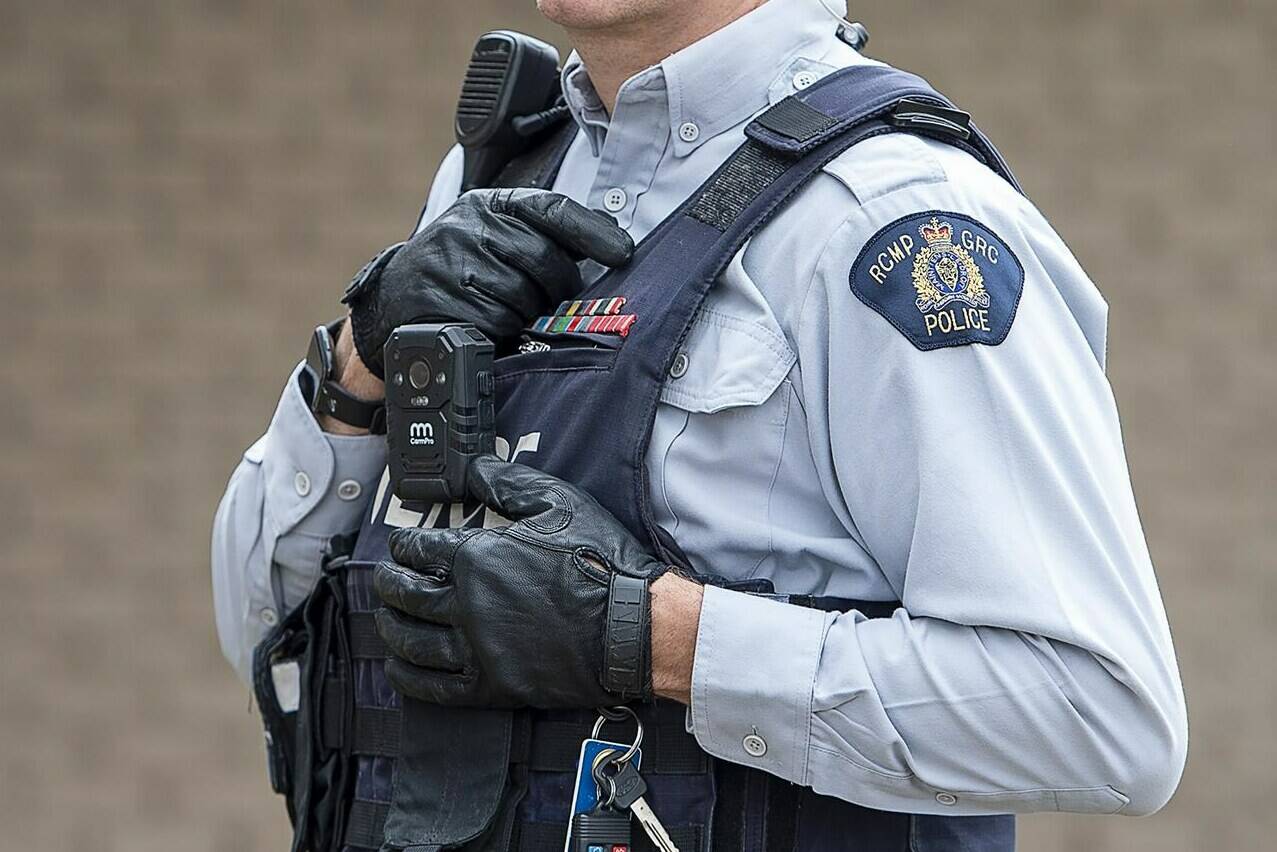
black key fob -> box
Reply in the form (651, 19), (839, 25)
(570, 804), (632, 852)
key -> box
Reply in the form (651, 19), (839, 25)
(609, 760), (680, 852)
(570, 803), (632, 852)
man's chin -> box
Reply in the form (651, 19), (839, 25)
(536, 0), (655, 30)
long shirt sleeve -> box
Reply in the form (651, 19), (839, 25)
(688, 139), (1187, 816)
(211, 364), (386, 682)
(211, 146), (465, 683)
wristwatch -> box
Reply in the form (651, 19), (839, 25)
(301, 319), (387, 434)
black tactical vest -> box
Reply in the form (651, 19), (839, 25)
(255, 63), (1022, 852)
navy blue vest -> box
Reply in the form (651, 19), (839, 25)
(260, 64), (1023, 852)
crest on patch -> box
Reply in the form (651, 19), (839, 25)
(912, 217), (989, 313)
(849, 210), (1024, 351)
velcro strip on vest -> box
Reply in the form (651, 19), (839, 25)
(687, 141), (793, 233)
(344, 799), (390, 851)
(347, 611), (389, 659)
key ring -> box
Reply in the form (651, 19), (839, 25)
(590, 746), (622, 808)
(591, 705), (643, 765)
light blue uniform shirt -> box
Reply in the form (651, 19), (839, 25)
(213, 0), (1186, 818)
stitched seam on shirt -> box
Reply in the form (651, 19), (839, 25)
(943, 784), (1129, 809)
(691, 593), (716, 750)
(745, 382), (791, 580)
(698, 306), (793, 358)
(792, 203), (871, 372)
(822, 135), (947, 206)
(657, 408), (691, 536)
(798, 612), (833, 784)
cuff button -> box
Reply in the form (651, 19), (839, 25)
(742, 730), (768, 758)
(936, 792), (958, 806)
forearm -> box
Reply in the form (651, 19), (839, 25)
(650, 573), (703, 704)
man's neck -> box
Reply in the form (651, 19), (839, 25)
(567, 0), (768, 113)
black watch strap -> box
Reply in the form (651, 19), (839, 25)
(304, 320), (387, 434)
(314, 374), (387, 433)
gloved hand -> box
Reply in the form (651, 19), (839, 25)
(342, 188), (634, 377)
(374, 455), (669, 709)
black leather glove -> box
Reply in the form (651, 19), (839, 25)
(343, 188), (634, 377)
(373, 456), (669, 709)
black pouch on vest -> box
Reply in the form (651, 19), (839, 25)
(383, 701), (515, 850)
(254, 555), (360, 852)
(252, 598), (306, 813)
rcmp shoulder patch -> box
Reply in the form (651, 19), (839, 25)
(849, 211), (1024, 350)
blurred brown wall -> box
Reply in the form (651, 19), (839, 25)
(1, 1), (1274, 850)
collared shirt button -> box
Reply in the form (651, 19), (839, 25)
(337, 479), (362, 501)
(603, 187), (628, 213)
(742, 731), (768, 758)
(261, 607), (279, 627)
(293, 471), (311, 497)
(793, 70), (819, 90)
(936, 792), (958, 806)
(678, 121), (701, 143)
(669, 351), (689, 379)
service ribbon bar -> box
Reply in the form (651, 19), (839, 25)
(585, 313), (637, 336)
(554, 296), (626, 317)
(529, 313), (638, 337)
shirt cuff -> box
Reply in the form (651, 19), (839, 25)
(261, 362), (386, 541)
(689, 585), (833, 784)
(293, 430), (386, 536)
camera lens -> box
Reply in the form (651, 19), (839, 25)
(408, 361), (432, 389)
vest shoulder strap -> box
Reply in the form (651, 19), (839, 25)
(746, 62), (1021, 191)
(675, 63), (1020, 245)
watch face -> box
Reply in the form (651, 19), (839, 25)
(303, 325), (334, 409)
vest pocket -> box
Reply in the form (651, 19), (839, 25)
(517, 329), (625, 353)
(384, 701), (515, 849)
(496, 330), (622, 377)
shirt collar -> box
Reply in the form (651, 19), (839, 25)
(562, 0), (847, 157)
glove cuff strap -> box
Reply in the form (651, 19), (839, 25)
(603, 575), (651, 699)
(341, 242), (405, 380)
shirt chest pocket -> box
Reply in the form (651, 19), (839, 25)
(659, 308), (796, 414)
(651, 306), (798, 580)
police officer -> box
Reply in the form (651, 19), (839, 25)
(213, 1), (1187, 849)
